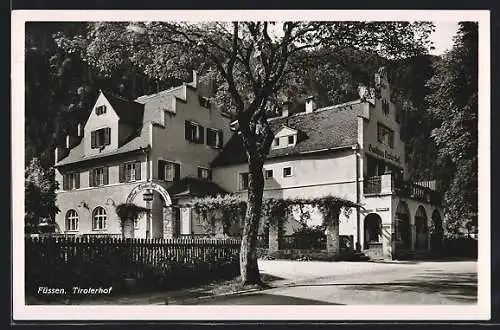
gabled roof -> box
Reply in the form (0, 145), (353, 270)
(102, 91), (144, 125)
(55, 126), (150, 167)
(211, 100), (365, 167)
(167, 177), (228, 198)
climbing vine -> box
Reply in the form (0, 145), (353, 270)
(180, 194), (359, 235)
(179, 194), (246, 236)
(115, 203), (148, 229)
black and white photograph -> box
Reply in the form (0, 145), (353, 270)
(12, 9), (490, 321)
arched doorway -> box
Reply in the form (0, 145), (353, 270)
(415, 206), (428, 250)
(395, 201), (411, 250)
(364, 213), (382, 249)
(430, 209), (443, 251)
(126, 181), (173, 239)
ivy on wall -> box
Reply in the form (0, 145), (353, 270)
(179, 194), (359, 235)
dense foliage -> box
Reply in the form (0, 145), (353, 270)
(426, 22), (478, 236)
(25, 158), (59, 230)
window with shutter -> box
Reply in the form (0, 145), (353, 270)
(158, 160), (165, 180)
(91, 131), (96, 148)
(103, 167), (109, 185)
(119, 164), (125, 183)
(197, 167), (211, 180)
(198, 126), (205, 144)
(174, 163), (181, 181)
(217, 130), (223, 148)
(239, 173), (249, 190)
(135, 161), (141, 180)
(75, 172), (80, 189)
(89, 169), (95, 187)
(63, 174), (69, 190)
(158, 160), (180, 182)
(104, 127), (111, 145)
(207, 128), (217, 147)
(185, 121), (191, 140)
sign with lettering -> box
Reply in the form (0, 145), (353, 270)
(126, 181), (172, 206)
(368, 144), (401, 163)
(376, 207), (389, 212)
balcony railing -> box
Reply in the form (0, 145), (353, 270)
(363, 173), (442, 205)
(363, 176), (382, 194)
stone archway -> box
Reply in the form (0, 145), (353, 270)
(415, 206), (428, 250)
(395, 200), (411, 250)
(126, 181), (172, 206)
(430, 209), (444, 251)
(126, 181), (173, 239)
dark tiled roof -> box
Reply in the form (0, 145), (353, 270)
(55, 127), (150, 167)
(167, 177), (228, 198)
(211, 101), (365, 167)
(102, 91), (144, 125)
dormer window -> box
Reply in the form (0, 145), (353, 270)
(95, 105), (107, 115)
(272, 126), (298, 150)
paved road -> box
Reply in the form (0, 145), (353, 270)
(195, 260), (477, 305)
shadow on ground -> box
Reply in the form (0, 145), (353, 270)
(193, 292), (343, 305)
(282, 271), (477, 303)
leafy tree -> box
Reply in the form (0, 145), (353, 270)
(25, 158), (60, 231)
(426, 22), (478, 236)
(57, 21), (433, 285)
(25, 23), (170, 168)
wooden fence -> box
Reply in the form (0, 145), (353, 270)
(25, 236), (241, 297)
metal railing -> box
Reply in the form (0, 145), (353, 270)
(363, 174), (442, 205)
(363, 176), (382, 194)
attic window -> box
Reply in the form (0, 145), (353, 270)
(198, 96), (211, 109)
(96, 105), (107, 115)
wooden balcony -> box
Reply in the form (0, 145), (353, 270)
(363, 173), (442, 205)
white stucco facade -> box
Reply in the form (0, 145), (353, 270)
(53, 68), (443, 260)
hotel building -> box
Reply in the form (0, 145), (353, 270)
(54, 68), (443, 260)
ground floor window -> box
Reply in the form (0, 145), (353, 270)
(65, 209), (79, 231)
(92, 206), (107, 230)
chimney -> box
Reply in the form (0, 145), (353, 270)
(77, 123), (83, 137)
(281, 101), (290, 118)
(54, 146), (69, 163)
(66, 135), (79, 149)
(305, 96), (316, 113)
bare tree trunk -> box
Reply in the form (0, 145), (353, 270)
(240, 157), (265, 285)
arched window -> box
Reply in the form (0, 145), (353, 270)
(65, 209), (79, 231)
(92, 207), (107, 230)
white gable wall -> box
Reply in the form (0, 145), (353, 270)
(83, 93), (120, 156)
